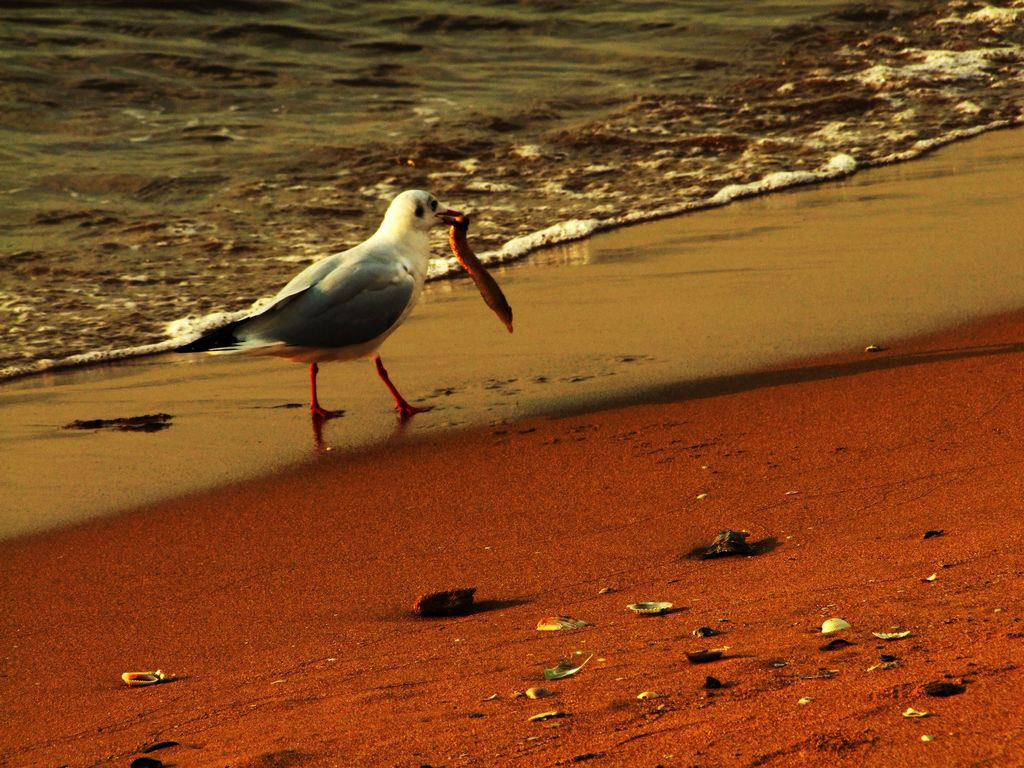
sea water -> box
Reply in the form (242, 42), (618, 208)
(1, 0), (1021, 378)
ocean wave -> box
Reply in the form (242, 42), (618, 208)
(3, 0), (1022, 381)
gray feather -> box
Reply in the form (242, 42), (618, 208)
(237, 257), (415, 350)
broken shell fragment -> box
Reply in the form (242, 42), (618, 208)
(536, 616), (590, 631)
(903, 707), (930, 718)
(872, 630), (912, 640)
(627, 602), (673, 615)
(529, 710), (567, 722)
(526, 687), (554, 699)
(866, 660), (901, 672)
(636, 690), (665, 700)
(821, 618), (851, 634)
(412, 588), (476, 617)
(797, 697), (813, 705)
(121, 670), (167, 687)
(702, 530), (753, 558)
(543, 653), (594, 680)
(800, 668), (838, 680)
(685, 647), (729, 664)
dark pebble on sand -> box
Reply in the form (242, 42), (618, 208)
(703, 676), (723, 689)
(923, 529), (945, 539)
(923, 681), (966, 697)
(702, 530), (753, 559)
(412, 588), (476, 617)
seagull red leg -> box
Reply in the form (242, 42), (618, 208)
(374, 355), (425, 418)
(309, 362), (342, 421)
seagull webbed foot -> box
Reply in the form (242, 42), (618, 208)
(311, 404), (345, 421)
(396, 402), (431, 420)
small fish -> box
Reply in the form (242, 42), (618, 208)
(449, 215), (514, 333)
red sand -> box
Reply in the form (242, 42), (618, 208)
(3, 312), (1024, 767)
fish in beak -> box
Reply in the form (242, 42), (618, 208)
(436, 207), (463, 225)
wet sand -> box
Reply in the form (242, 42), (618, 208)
(3, 308), (1024, 766)
(3, 128), (1024, 538)
(2, 130), (1024, 766)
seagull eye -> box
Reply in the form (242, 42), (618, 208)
(430, 199), (437, 211)
(415, 204), (424, 218)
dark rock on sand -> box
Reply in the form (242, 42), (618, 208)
(923, 681), (966, 697)
(412, 588), (476, 617)
(702, 530), (753, 559)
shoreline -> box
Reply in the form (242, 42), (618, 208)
(3, 307), (1024, 766)
(4, 117), (1023, 387)
(3, 127), (1024, 539)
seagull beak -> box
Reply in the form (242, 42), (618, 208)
(436, 208), (463, 225)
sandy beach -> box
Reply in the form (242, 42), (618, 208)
(2, 129), (1024, 767)
(4, 129), (1024, 539)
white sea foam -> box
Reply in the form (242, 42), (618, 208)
(425, 218), (603, 279)
(0, 339), (180, 381)
(709, 153), (858, 205)
(874, 118), (1021, 164)
(955, 100), (983, 115)
(938, 5), (1024, 26)
(856, 46), (1022, 88)
(464, 180), (519, 193)
(359, 179), (401, 200)
(512, 144), (542, 159)
(498, 219), (603, 259)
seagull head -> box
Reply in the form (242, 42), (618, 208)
(380, 190), (463, 236)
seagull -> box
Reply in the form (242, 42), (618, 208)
(176, 189), (463, 420)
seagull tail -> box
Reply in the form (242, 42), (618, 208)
(175, 318), (246, 354)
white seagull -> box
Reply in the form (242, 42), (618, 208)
(177, 189), (463, 420)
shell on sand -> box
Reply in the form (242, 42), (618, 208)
(627, 602), (673, 615)
(821, 617), (851, 634)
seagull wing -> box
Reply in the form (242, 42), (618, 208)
(237, 250), (417, 351)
